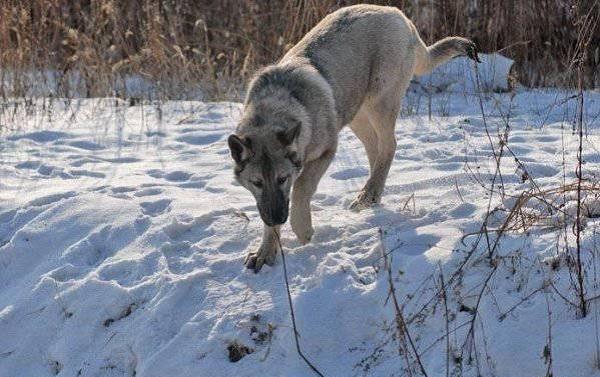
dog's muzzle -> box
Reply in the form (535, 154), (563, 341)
(258, 190), (289, 226)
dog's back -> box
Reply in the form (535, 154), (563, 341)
(231, 4), (478, 271)
(281, 4), (478, 127)
(282, 5), (417, 126)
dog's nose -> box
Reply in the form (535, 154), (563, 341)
(272, 199), (290, 225)
(272, 212), (288, 225)
(259, 207), (288, 226)
(258, 194), (289, 226)
(261, 216), (287, 226)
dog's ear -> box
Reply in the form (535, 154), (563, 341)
(228, 134), (252, 164)
(276, 121), (301, 146)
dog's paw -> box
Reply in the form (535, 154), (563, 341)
(290, 207), (313, 244)
(349, 191), (378, 212)
(244, 243), (279, 273)
(292, 224), (314, 245)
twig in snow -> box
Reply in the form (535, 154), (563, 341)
(548, 281), (579, 309)
(574, 41), (587, 318)
(419, 320), (471, 356)
(454, 177), (465, 203)
(438, 263), (450, 377)
(497, 284), (546, 321)
(543, 287), (554, 377)
(274, 230), (325, 377)
(571, 0), (599, 319)
(591, 228), (600, 370)
(379, 228), (428, 377)
(401, 193), (416, 214)
(461, 261), (499, 363)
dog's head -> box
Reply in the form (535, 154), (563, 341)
(228, 122), (303, 226)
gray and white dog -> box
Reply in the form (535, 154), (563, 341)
(228, 4), (479, 272)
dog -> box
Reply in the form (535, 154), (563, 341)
(228, 4), (479, 272)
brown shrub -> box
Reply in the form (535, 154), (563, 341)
(0, 0), (598, 100)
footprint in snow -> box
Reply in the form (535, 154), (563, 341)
(7, 130), (72, 142)
(140, 199), (172, 216)
(449, 203), (477, 218)
(178, 180), (208, 189)
(47, 264), (82, 283)
(15, 160), (41, 170)
(134, 188), (164, 197)
(68, 157), (101, 167)
(164, 171), (192, 182)
(65, 140), (105, 151)
(535, 135), (559, 142)
(146, 169), (164, 179)
(37, 164), (60, 176)
(176, 132), (223, 146)
(69, 169), (106, 178)
(330, 167), (369, 180)
(27, 191), (77, 207)
(524, 163), (559, 178)
(177, 111), (225, 125)
(111, 186), (137, 194)
(146, 169), (192, 182)
(418, 133), (448, 142)
(145, 131), (166, 137)
(432, 162), (462, 172)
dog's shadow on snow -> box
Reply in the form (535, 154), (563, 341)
(270, 204), (439, 277)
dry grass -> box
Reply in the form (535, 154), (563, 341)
(0, 0), (598, 101)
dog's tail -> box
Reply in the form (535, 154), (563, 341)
(413, 32), (481, 76)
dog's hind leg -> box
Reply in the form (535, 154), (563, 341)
(349, 88), (406, 211)
(290, 148), (336, 244)
(245, 224), (281, 272)
(349, 109), (378, 170)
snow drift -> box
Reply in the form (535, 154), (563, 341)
(415, 52), (515, 92)
(0, 88), (599, 376)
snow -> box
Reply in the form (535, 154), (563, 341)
(416, 53), (515, 92)
(1, 70), (197, 100)
(0, 88), (599, 377)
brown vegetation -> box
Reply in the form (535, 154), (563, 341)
(0, 0), (598, 100)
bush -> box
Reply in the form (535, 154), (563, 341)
(1, 0), (598, 100)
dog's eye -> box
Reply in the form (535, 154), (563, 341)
(251, 180), (263, 188)
(277, 176), (289, 185)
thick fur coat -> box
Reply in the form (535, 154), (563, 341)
(228, 4), (479, 271)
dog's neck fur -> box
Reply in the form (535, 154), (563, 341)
(241, 59), (337, 163)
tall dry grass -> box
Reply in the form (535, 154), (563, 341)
(0, 0), (598, 100)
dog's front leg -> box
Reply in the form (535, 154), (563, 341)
(290, 149), (336, 244)
(245, 224), (280, 272)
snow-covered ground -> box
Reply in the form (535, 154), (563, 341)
(1, 87), (599, 377)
